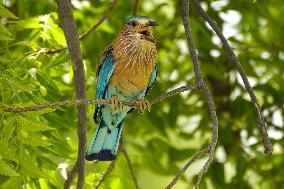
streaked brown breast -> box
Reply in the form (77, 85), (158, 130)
(110, 31), (157, 95)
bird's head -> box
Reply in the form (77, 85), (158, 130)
(123, 16), (158, 43)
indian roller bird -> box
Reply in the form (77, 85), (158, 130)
(85, 16), (158, 161)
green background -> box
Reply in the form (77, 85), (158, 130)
(0, 0), (283, 188)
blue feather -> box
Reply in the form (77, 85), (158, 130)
(86, 48), (128, 161)
(93, 48), (115, 124)
(145, 63), (158, 96)
(96, 50), (115, 100)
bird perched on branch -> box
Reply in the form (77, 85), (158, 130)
(86, 16), (158, 161)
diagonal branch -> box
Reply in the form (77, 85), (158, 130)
(1, 84), (199, 113)
(93, 139), (123, 189)
(166, 1), (218, 188)
(191, 0), (272, 155)
(64, 161), (78, 189)
(94, 160), (116, 189)
(46, 0), (118, 54)
(79, 0), (118, 40)
(57, 1), (87, 189)
(121, 144), (139, 189)
(165, 147), (210, 189)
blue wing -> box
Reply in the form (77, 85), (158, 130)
(94, 47), (115, 123)
(145, 63), (158, 96)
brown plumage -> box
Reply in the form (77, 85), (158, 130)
(110, 23), (157, 94)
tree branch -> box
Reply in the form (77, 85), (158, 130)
(94, 160), (116, 189)
(79, 0), (118, 40)
(64, 161), (78, 189)
(93, 140), (123, 189)
(121, 144), (139, 189)
(133, 0), (140, 15)
(196, 86), (218, 187)
(46, 0), (118, 54)
(166, 1), (219, 188)
(57, 1), (87, 189)
(1, 84), (199, 113)
(191, 0), (273, 155)
(165, 147), (210, 189)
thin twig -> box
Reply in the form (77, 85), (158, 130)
(79, 0), (118, 40)
(196, 86), (218, 188)
(1, 84), (199, 113)
(165, 147), (210, 189)
(93, 140), (124, 189)
(166, 1), (219, 188)
(180, 1), (203, 85)
(46, 47), (66, 54)
(133, 0), (140, 15)
(121, 145), (139, 189)
(183, 0), (219, 186)
(46, 0), (118, 54)
(64, 161), (78, 189)
(94, 160), (116, 189)
(57, 1), (87, 189)
(191, 0), (272, 155)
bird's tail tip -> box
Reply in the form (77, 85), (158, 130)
(85, 150), (116, 161)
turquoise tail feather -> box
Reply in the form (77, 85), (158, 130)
(85, 120), (123, 161)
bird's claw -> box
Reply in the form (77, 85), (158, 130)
(111, 96), (123, 111)
(137, 99), (151, 114)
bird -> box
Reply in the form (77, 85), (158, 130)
(85, 16), (158, 161)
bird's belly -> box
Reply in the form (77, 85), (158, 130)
(118, 74), (149, 92)
(109, 64), (152, 97)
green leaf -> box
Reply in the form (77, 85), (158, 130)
(37, 156), (57, 170)
(19, 116), (54, 132)
(17, 130), (50, 146)
(1, 177), (23, 188)
(0, 74), (35, 92)
(48, 25), (66, 46)
(20, 154), (45, 178)
(0, 140), (18, 163)
(0, 5), (18, 19)
(1, 116), (17, 141)
(39, 85), (47, 96)
(23, 108), (56, 117)
(0, 159), (19, 176)
(9, 17), (41, 30)
(0, 22), (12, 41)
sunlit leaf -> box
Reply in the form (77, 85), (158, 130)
(19, 116), (54, 132)
(0, 5), (18, 19)
(0, 23), (12, 41)
(0, 160), (19, 176)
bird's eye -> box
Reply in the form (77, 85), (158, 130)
(131, 21), (138, 27)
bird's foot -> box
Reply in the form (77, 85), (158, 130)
(111, 96), (123, 111)
(137, 99), (151, 114)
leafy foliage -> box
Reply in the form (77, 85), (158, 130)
(0, 0), (283, 188)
